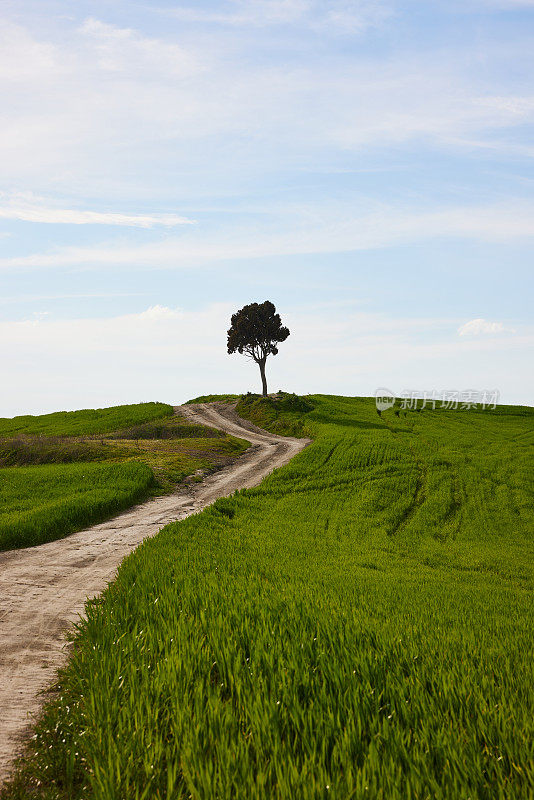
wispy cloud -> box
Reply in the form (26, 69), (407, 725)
(0, 292), (146, 305)
(169, 0), (307, 26)
(168, 0), (391, 31)
(1, 13), (533, 195)
(479, 0), (534, 7)
(78, 17), (201, 76)
(1, 200), (533, 271)
(0, 193), (194, 227)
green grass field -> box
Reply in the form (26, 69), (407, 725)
(0, 462), (154, 551)
(0, 402), (173, 438)
(185, 394), (240, 405)
(3, 395), (533, 799)
(0, 403), (248, 551)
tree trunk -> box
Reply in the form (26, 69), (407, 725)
(258, 359), (268, 397)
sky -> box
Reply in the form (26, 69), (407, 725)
(1, 0), (533, 416)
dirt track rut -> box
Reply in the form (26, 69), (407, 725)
(0, 403), (309, 784)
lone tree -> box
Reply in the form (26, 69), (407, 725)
(227, 301), (290, 397)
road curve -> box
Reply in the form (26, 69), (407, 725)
(0, 403), (309, 784)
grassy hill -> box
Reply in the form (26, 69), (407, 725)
(4, 394), (533, 799)
(0, 402), (248, 550)
(0, 402), (173, 437)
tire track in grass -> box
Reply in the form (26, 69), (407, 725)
(381, 414), (463, 539)
(387, 453), (426, 537)
(379, 415), (427, 537)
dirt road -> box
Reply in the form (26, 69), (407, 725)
(0, 403), (309, 784)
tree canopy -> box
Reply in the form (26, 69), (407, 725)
(227, 301), (290, 396)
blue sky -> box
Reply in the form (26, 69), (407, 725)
(1, 0), (533, 415)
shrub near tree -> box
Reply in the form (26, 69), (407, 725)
(227, 301), (290, 397)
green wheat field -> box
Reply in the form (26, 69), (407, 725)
(2, 394), (533, 799)
(0, 402), (247, 551)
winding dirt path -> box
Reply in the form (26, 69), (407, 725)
(0, 403), (309, 784)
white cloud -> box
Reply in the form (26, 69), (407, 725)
(0, 193), (194, 228)
(458, 318), (516, 335)
(138, 305), (184, 320)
